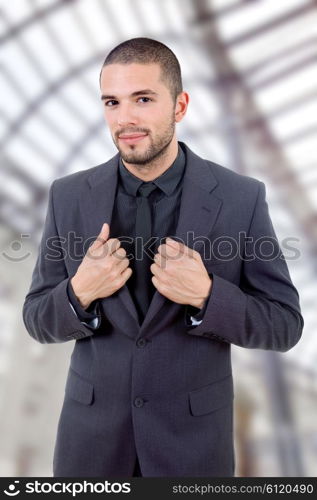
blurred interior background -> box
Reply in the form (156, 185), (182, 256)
(0, 0), (317, 477)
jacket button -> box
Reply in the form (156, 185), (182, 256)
(136, 338), (147, 348)
(134, 397), (144, 408)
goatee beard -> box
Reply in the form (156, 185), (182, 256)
(120, 136), (173, 166)
(115, 120), (175, 167)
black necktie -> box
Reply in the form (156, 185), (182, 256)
(134, 182), (158, 324)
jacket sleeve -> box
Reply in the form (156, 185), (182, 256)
(67, 278), (101, 329)
(22, 180), (99, 344)
(184, 296), (211, 327)
(186, 181), (304, 352)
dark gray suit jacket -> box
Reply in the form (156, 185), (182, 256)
(23, 141), (303, 477)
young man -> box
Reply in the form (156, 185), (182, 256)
(23, 38), (303, 477)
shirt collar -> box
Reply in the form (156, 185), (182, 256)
(118, 144), (186, 197)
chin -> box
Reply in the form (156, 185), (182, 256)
(123, 156), (150, 166)
(120, 147), (152, 165)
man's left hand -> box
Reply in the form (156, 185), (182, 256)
(150, 238), (212, 309)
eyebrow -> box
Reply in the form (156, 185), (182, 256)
(101, 89), (158, 100)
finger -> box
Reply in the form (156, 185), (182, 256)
(153, 252), (167, 269)
(104, 238), (121, 256)
(90, 223), (110, 250)
(113, 246), (127, 262)
(151, 275), (164, 291)
(158, 243), (180, 259)
(121, 266), (133, 282)
(150, 262), (164, 278)
(90, 237), (120, 259)
(165, 238), (196, 259)
(151, 275), (159, 289)
(117, 257), (130, 272)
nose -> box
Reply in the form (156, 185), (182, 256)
(117, 103), (138, 127)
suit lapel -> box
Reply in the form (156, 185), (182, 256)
(140, 142), (223, 333)
(80, 153), (140, 338)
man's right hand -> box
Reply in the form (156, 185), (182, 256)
(70, 223), (132, 309)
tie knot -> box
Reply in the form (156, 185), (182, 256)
(137, 182), (157, 198)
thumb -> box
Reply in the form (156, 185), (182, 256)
(90, 223), (110, 250)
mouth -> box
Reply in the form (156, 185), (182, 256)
(118, 133), (148, 144)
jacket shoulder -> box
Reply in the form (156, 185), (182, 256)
(207, 159), (263, 193)
(52, 162), (107, 191)
(181, 142), (263, 198)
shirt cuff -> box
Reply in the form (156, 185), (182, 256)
(185, 289), (212, 327)
(67, 278), (101, 330)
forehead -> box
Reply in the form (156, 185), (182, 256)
(100, 63), (166, 95)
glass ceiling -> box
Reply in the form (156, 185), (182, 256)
(1, 0), (316, 372)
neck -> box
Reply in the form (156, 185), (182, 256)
(121, 137), (179, 182)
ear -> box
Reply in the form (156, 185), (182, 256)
(174, 91), (189, 123)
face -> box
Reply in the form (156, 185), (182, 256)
(100, 63), (187, 166)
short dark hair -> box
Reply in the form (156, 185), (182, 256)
(100, 37), (183, 102)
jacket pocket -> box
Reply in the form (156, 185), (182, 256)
(189, 374), (234, 416)
(64, 367), (94, 405)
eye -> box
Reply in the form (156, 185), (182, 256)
(104, 100), (118, 107)
(138, 97), (152, 103)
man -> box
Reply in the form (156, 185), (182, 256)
(23, 38), (303, 477)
